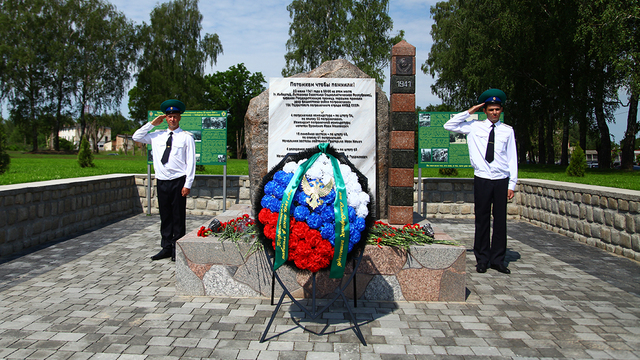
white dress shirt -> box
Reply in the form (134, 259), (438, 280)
(444, 111), (518, 191)
(133, 122), (196, 189)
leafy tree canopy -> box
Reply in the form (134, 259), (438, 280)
(283, 0), (403, 85)
(128, 0), (223, 122)
(204, 63), (266, 159)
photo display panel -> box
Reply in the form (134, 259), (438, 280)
(147, 110), (228, 165)
(418, 111), (503, 168)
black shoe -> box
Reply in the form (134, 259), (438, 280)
(476, 263), (488, 273)
(151, 249), (172, 261)
(491, 264), (511, 274)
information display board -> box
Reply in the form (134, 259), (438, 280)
(146, 110), (227, 165)
(268, 78), (377, 193)
(418, 111), (503, 168)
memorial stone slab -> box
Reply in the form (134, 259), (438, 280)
(245, 59), (389, 218)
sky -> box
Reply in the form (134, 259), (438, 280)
(110, 0), (440, 108)
(8, 0), (632, 143)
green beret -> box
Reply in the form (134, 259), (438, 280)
(160, 99), (186, 114)
(478, 89), (506, 105)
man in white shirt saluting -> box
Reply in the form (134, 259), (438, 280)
(444, 89), (518, 274)
(133, 99), (196, 262)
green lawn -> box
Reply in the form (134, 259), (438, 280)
(0, 151), (249, 186)
(1, 151), (638, 191)
(415, 164), (640, 191)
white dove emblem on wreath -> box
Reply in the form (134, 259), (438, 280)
(301, 175), (334, 209)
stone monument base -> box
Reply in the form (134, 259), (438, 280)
(176, 205), (466, 302)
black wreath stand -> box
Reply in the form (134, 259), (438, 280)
(259, 247), (367, 345)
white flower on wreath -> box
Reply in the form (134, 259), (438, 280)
(282, 154), (369, 218)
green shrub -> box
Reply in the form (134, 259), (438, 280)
(0, 125), (10, 175)
(566, 145), (587, 177)
(196, 165), (205, 172)
(438, 167), (459, 176)
(77, 136), (95, 168)
(59, 138), (76, 152)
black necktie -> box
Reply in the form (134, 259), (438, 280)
(161, 132), (173, 165)
(485, 124), (495, 163)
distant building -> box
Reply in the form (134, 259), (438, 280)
(115, 134), (135, 153)
(58, 126), (112, 151)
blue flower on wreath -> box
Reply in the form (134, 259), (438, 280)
(323, 189), (336, 204)
(293, 205), (310, 221)
(264, 181), (281, 199)
(320, 223), (335, 240)
(320, 206), (334, 223)
(349, 231), (361, 251)
(274, 171), (293, 186)
(261, 196), (281, 213)
(307, 212), (322, 229)
(294, 190), (309, 206)
(348, 207), (357, 223)
(352, 216), (365, 233)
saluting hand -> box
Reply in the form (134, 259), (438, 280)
(151, 114), (166, 126)
(467, 103), (485, 115)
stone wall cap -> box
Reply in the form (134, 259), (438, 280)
(518, 179), (640, 200)
(0, 173), (136, 193)
(416, 177), (474, 183)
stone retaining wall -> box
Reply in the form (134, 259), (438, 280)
(0, 174), (142, 258)
(413, 178), (520, 218)
(414, 177), (640, 261)
(134, 174), (251, 217)
(3, 174), (638, 262)
(517, 179), (640, 261)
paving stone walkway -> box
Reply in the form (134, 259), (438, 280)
(0, 213), (639, 359)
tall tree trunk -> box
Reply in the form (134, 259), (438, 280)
(561, 115), (570, 166)
(538, 115), (546, 164)
(54, 76), (64, 151)
(594, 98), (611, 169)
(546, 110), (555, 164)
(578, 108), (588, 151)
(620, 91), (639, 170)
(30, 86), (38, 152)
(236, 129), (244, 160)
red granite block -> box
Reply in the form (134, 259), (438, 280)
(357, 245), (408, 275)
(390, 131), (414, 150)
(389, 168), (414, 187)
(390, 94), (415, 112)
(391, 40), (416, 56)
(397, 268), (443, 301)
(391, 56), (416, 75)
(388, 205), (413, 225)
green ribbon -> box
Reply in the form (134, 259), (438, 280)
(273, 143), (351, 279)
(328, 153), (350, 278)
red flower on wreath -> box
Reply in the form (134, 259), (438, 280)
(292, 229), (333, 272)
(258, 207), (335, 272)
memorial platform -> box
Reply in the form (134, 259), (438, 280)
(1, 212), (639, 358)
(175, 205), (466, 302)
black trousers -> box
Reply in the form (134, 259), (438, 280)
(157, 176), (187, 251)
(473, 176), (509, 266)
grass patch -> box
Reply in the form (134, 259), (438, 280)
(415, 164), (640, 191)
(0, 151), (248, 186)
(1, 151), (638, 191)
